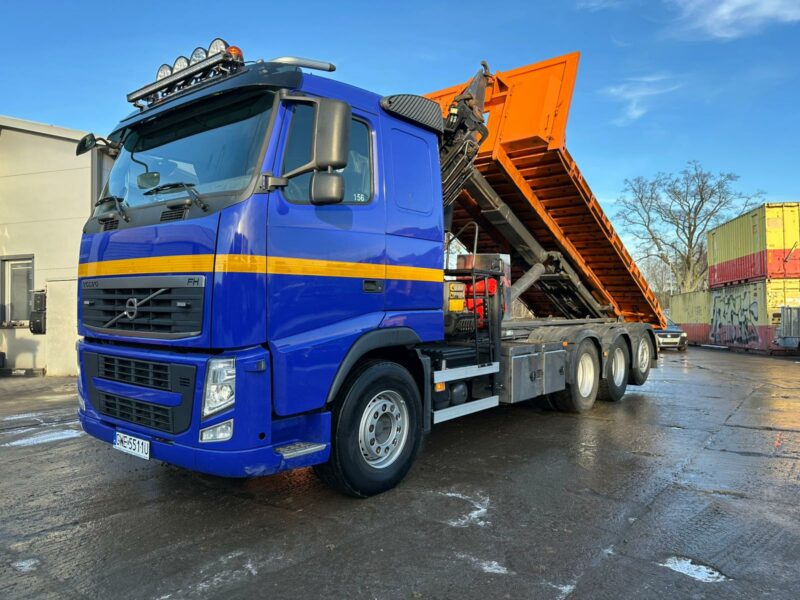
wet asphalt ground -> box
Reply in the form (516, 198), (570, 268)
(1, 348), (799, 599)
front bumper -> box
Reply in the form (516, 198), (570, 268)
(656, 335), (687, 348)
(77, 339), (330, 477)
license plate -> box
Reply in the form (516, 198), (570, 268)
(114, 432), (150, 460)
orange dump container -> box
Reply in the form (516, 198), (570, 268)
(428, 53), (665, 327)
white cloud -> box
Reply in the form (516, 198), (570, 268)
(668, 0), (800, 39)
(603, 74), (684, 125)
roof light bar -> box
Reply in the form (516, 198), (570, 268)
(127, 50), (242, 104)
(268, 56), (336, 72)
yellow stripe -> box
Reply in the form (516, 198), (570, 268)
(215, 254), (267, 273)
(78, 255), (215, 277)
(386, 264), (444, 282)
(267, 256), (386, 279)
(78, 254), (443, 282)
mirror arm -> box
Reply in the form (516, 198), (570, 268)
(259, 173), (289, 192)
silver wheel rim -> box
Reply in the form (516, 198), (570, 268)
(638, 339), (650, 371)
(576, 352), (595, 398)
(612, 347), (626, 387)
(358, 390), (409, 469)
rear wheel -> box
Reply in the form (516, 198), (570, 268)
(554, 339), (600, 413)
(629, 334), (654, 385)
(314, 360), (422, 497)
(598, 338), (630, 402)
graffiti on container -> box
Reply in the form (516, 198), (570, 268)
(710, 288), (760, 345)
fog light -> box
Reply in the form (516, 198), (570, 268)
(203, 358), (236, 417)
(200, 419), (233, 443)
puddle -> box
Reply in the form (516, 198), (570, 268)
(659, 556), (729, 582)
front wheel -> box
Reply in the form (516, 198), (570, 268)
(314, 360), (422, 497)
(629, 334), (654, 385)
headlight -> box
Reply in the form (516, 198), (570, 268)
(203, 358), (236, 417)
(189, 47), (207, 65)
(156, 64), (172, 80)
(680, 332), (687, 337)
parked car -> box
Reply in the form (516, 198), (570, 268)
(654, 318), (688, 352)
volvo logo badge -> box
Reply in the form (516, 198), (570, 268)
(124, 297), (138, 320)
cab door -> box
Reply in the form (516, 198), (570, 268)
(266, 99), (385, 416)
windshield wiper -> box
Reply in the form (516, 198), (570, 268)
(95, 195), (130, 222)
(144, 182), (209, 212)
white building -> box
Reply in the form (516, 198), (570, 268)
(0, 116), (110, 376)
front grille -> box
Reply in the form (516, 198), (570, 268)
(99, 355), (170, 390)
(160, 207), (187, 222)
(99, 392), (173, 432)
(82, 275), (205, 338)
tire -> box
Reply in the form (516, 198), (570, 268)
(678, 345), (688, 353)
(554, 339), (600, 413)
(629, 334), (654, 386)
(598, 338), (630, 402)
(314, 360), (422, 497)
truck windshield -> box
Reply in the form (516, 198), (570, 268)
(97, 89), (275, 214)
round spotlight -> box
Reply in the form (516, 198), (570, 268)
(173, 56), (189, 72)
(189, 47), (207, 65)
(207, 38), (229, 56)
(156, 64), (172, 80)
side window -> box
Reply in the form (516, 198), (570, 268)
(342, 120), (372, 204)
(282, 104), (315, 202)
(282, 107), (373, 204)
(1, 257), (33, 323)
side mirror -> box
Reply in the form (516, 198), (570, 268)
(281, 93), (351, 178)
(76, 133), (97, 156)
(313, 99), (351, 171)
(137, 172), (161, 189)
(310, 171), (344, 205)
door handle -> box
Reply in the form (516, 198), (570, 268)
(362, 279), (384, 293)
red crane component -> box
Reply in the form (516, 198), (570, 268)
(427, 52), (666, 327)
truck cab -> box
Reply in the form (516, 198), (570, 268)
(77, 41), (659, 496)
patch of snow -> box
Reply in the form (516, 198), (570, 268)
(441, 491), (490, 527)
(3, 412), (46, 421)
(455, 553), (510, 575)
(659, 556), (729, 582)
(13, 558), (40, 573)
(543, 581), (575, 600)
(2, 428), (84, 447)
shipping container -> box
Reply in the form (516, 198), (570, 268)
(709, 279), (800, 351)
(670, 290), (711, 345)
(708, 203), (800, 287)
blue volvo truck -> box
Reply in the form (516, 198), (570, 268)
(74, 40), (658, 496)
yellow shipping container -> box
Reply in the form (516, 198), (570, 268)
(708, 203), (800, 286)
(709, 278), (800, 350)
(670, 290), (711, 324)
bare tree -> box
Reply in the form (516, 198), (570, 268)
(616, 161), (760, 293)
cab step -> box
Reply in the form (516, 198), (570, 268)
(275, 441), (327, 459)
(433, 395), (500, 424)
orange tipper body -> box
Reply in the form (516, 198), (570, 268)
(427, 52), (666, 328)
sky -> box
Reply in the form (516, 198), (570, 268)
(1, 0), (798, 208)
